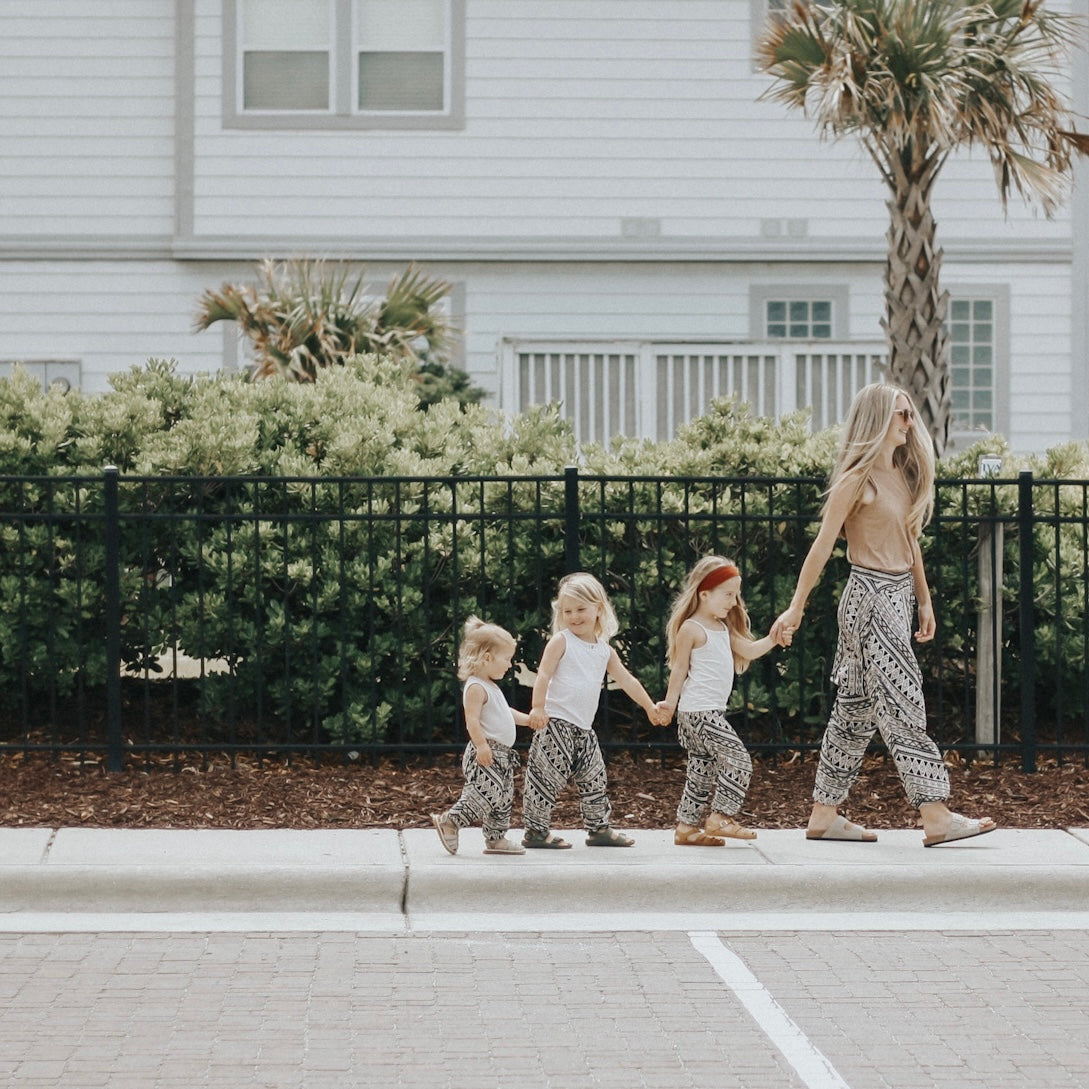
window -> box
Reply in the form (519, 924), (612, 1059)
(750, 285), (847, 340)
(225, 0), (465, 129)
(0, 359), (81, 392)
(948, 292), (1007, 438)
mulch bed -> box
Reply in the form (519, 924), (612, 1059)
(2, 750), (1086, 830)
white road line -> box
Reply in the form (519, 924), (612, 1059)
(689, 930), (852, 1089)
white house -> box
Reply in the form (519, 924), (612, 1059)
(1, 0), (1086, 452)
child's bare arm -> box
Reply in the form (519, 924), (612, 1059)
(732, 630), (788, 666)
(658, 622), (698, 725)
(511, 707), (531, 728)
(529, 634), (565, 730)
(606, 648), (659, 721)
(463, 683), (494, 766)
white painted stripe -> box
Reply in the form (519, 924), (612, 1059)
(689, 930), (852, 1089)
(4, 909), (1089, 935)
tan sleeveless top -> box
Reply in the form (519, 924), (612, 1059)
(843, 465), (916, 573)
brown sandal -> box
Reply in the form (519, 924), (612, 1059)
(704, 815), (758, 841)
(674, 827), (726, 847)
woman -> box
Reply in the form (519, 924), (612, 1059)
(771, 383), (996, 846)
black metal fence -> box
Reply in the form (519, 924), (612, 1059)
(1, 467), (1086, 770)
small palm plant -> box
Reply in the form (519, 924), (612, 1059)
(758, 0), (1089, 454)
(195, 258), (466, 396)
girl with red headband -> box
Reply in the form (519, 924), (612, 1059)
(658, 556), (789, 846)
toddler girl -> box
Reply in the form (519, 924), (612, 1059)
(431, 616), (528, 855)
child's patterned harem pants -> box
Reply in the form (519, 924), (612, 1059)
(523, 718), (611, 835)
(675, 709), (752, 826)
(441, 741), (519, 842)
(813, 565), (950, 809)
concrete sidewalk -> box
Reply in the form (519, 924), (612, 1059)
(2, 825), (1089, 918)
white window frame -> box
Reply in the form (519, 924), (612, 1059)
(223, 0), (465, 130)
(749, 284), (848, 341)
(946, 285), (1009, 446)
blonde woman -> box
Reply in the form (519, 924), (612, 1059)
(771, 383), (996, 847)
(522, 572), (661, 849)
(659, 556), (788, 846)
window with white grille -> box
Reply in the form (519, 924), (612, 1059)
(225, 0), (464, 129)
(949, 296), (1001, 435)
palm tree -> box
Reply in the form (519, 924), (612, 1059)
(196, 258), (455, 382)
(758, 0), (1089, 453)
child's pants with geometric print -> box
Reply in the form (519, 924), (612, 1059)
(675, 709), (752, 826)
(441, 741), (519, 842)
(813, 565), (951, 809)
(523, 718), (612, 835)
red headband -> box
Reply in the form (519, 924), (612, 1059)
(698, 565), (740, 593)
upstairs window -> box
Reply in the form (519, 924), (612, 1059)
(226, 0), (464, 129)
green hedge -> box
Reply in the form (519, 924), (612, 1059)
(0, 357), (1083, 752)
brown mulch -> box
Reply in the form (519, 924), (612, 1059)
(1, 750), (1087, 830)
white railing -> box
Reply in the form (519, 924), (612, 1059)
(499, 339), (887, 445)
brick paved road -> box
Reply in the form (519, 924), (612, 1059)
(2, 928), (1088, 1088)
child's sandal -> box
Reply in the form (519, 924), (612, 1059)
(522, 831), (572, 849)
(585, 827), (634, 847)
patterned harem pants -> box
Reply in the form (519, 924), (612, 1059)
(442, 741), (519, 842)
(523, 718), (612, 835)
(675, 709), (752, 826)
(813, 565), (950, 809)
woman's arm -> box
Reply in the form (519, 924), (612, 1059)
(911, 543), (936, 643)
(770, 476), (856, 640)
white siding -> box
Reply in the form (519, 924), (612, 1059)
(0, 3), (176, 238)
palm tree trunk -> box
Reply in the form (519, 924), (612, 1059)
(881, 179), (952, 456)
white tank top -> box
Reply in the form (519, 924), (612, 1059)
(543, 628), (611, 730)
(463, 676), (517, 747)
(677, 621), (735, 713)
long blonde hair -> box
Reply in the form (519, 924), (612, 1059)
(457, 616), (517, 681)
(550, 572), (619, 642)
(665, 556), (756, 674)
(826, 382), (935, 538)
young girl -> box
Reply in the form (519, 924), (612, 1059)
(771, 382), (996, 846)
(659, 557), (787, 846)
(522, 572), (661, 849)
(431, 617), (529, 856)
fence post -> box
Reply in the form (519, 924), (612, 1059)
(563, 465), (580, 573)
(1017, 469), (1037, 773)
(104, 465), (124, 772)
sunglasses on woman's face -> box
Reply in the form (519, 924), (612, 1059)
(893, 408), (915, 421)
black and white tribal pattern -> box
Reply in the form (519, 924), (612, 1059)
(675, 709), (752, 826)
(523, 718), (611, 835)
(813, 565), (950, 808)
(441, 741), (519, 842)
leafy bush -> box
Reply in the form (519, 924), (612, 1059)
(0, 357), (1084, 756)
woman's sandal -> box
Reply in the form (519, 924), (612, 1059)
(522, 830), (572, 849)
(704, 815), (758, 841)
(674, 827), (726, 847)
(585, 827), (635, 847)
(922, 813), (997, 847)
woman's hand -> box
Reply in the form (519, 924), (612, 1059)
(771, 605), (803, 644)
(915, 602), (936, 643)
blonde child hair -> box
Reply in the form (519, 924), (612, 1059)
(457, 616), (517, 682)
(666, 556), (756, 674)
(826, 381), (936, 539)
(549, 572), (619, 641)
